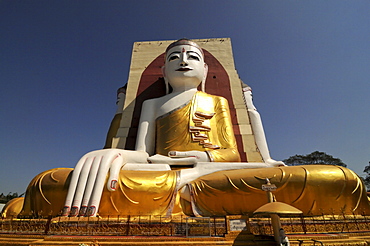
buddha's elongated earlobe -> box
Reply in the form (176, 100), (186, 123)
(201, 63), (208, 92)
(161, 66), (169, 94)
(165, 78), (169, 94)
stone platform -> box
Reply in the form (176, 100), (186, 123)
(2, 231), (370, 246)
(2, 215), (370, 245)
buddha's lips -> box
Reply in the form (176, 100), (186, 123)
(176, 68), (192, 71)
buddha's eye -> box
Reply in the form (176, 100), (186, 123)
(188, 55), (200, 61)
(168, 55), (179, 61)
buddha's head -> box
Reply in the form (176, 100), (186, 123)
(162, 39), (208, 93)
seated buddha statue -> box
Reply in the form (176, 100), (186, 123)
(11, 39), (370, 219)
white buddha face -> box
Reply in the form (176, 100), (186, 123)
(163, 44), (208, 91)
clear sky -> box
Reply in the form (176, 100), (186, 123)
(1, 0), (369, 195)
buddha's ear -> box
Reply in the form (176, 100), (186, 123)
(202, 63), (208, 92)
(161, 66), (169, 94)
(203, 63), (208, 81)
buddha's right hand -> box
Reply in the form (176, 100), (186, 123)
(62, 149), (148, 217)
(147, 154), (198, 165)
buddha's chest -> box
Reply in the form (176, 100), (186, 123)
(155, 92), (195, 119)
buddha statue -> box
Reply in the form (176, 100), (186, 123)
(6, 39), (370, 219)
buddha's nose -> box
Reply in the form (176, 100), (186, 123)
(180, 60), (188, 66)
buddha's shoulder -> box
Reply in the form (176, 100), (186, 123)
(197, 91), (224, 99)
(197, 91), (229, 105)
(142, 96), (164, 106)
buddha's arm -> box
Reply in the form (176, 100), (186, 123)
(62, 99), (155, 217)
(243, 88), (284, 166)
(135, 99), (157, 155)
(63, 148), (148, 217)
(104, 88), (126, 149)
(63, 97), (166, 217)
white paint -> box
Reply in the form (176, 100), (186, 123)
(229, 219), (247, 231)
(243, 85), (285, 166)
(63, 41), (283, 217)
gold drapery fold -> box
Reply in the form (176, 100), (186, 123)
(182, 165), (370, 216)
(100, 170), (182, 216)
(156, 91), (240, 162)
(20, 168), (182, 217)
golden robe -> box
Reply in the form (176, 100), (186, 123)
(156, 91), (240, 162)
(20, 168), (181, 217)
(20, 92), (240, 217)
(19, 165), (370, 217)
(15, 92), (370, 218)
(181, 165), (370, 216)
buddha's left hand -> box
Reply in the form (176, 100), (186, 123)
(265, 158), (286, 167)
(168, 150), (210, 161)
(147, 151), (210, 165)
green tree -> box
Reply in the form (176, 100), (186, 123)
(283, 151), (347, 167)
(363, 162), (370, 190)
(0, 192), (23, 204)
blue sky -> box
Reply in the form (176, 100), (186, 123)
(1, 0), (369, 195)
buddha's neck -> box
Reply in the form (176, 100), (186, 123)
(166, 88), (198, 106)
(171, 87), (198, 95)
(156, 88), (198, 118)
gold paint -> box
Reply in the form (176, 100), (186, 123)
(336, 166), (348, 199)
(99, 170), (181, 216)
(183, 165), (370, 217)
(20, 168), (182, 217)
(50, 169), (60, 182)
(108, 194), (120, 213)
(104, 113), (122, 149)
(38, 171), (52, 205)
(253, 201), (302, 215)
(19, 164), (370, 218)
(277, 173), (293, 190)
(156, 173), (171, 186)
(240, 178), (260, 193)
(21, 168), (73, 217)
(346, 168), (365, 211)
(156, 91), (240, 162)
(290, 167), (308, 204)
(1, 197), (24, 218)
(227, 176), (240, 190)
(11, 39), (370, 219)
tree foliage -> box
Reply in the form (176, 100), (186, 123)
(363, 162), (370, 190)
(283, 151), (347, 167)
(0, 192), (23, 204)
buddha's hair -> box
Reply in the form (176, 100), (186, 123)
(165, 38), (204, 56)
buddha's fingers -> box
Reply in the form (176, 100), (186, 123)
(69, 157), (95, 216)
(86, 153), (118, 217)
(170, 157), (197, 165)
(107, 154), (124, 192)
(169, 150), (210, 162)
(79, 156), (102, 216)
(148, 154), (197, 165)
(62, 156), (89, 216)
